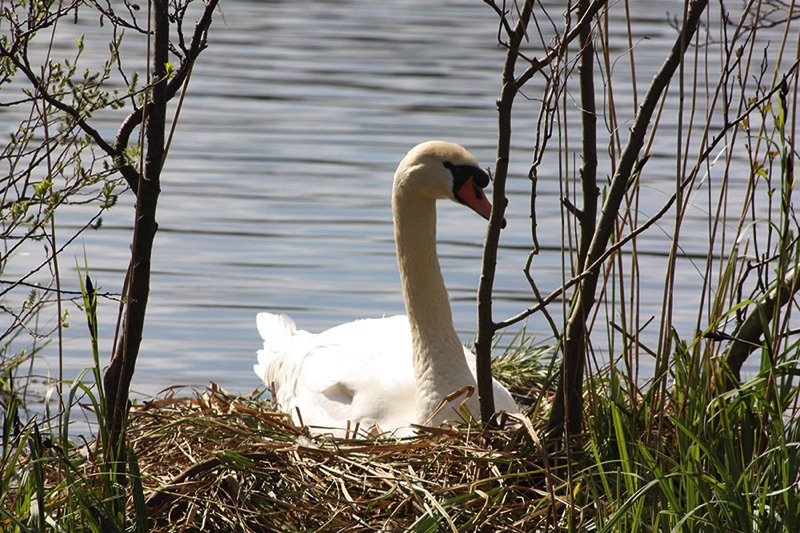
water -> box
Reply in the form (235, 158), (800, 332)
(2, 0), (792, 401)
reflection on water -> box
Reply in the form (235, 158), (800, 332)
(1, 0), (782, 397)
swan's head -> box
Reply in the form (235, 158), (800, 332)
(393, 141), (497, 222)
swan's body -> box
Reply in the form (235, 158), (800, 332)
(255, 141), (518, 436)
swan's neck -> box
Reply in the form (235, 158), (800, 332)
(393, 189), (477, 425)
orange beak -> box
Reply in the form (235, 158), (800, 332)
(455, 176), (493, 221)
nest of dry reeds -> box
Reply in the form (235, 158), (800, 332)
(130, 348), (562, 532)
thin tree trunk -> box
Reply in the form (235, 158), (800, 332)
(103, 0), (169, 485)
(476, 0), (535, 427)
(546, 0), (598, 442)
(576, 0), (598, 273)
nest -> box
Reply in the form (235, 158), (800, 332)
(130, 371), (565, 531)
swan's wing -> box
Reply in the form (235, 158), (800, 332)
(256, 314), (416, 435)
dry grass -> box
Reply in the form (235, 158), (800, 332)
(129, 353), (562, 532)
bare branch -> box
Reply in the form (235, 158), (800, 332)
(1, 47), (119, 157)
(725, 266), (800, 382)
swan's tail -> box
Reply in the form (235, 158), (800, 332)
(256, 312), (298, 344)
(254, 312), (304, 384)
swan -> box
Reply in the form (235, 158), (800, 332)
(254, 141), (518, 437)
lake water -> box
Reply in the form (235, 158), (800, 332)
(2, 0), (791, 402)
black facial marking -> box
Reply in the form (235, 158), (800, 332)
(443, 161), (491, 198)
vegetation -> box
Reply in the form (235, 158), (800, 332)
(2, 0), (799, 531)
(2, 0), (219, 529)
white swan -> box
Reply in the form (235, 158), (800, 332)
(254, 141), (518, 437)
